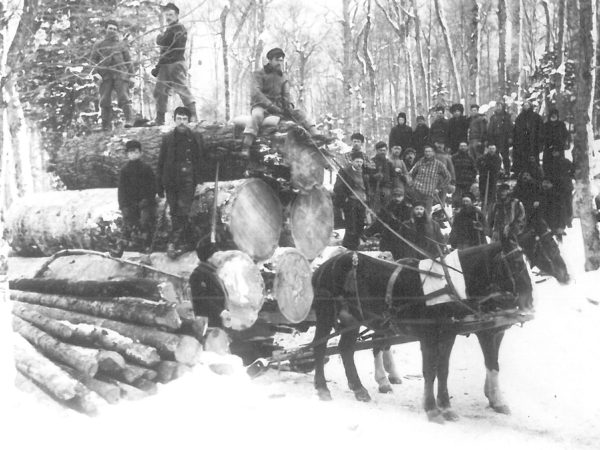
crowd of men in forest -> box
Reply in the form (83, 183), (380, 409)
(333, 101), (575, 260)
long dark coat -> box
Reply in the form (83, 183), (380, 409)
(513, 109), (544, 173)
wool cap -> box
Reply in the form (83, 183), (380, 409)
(266, 47), (285, 60)
(375, 141), (387, 150)
(350, 132), (365, 143)
(125, 140), (142, 151)
(164, 3), (180, 14)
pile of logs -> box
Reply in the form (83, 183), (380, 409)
(10, 277), (210, 415)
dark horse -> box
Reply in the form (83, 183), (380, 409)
(311, 218), (568, 423)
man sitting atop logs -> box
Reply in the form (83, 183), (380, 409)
(116, 140), (157, 255)
(157, 106), (205, 259)
(241, 47), (321, 161)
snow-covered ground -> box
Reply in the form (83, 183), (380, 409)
(3, 222), (600, 450)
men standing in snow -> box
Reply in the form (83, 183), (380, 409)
(389, 112), (413, 152)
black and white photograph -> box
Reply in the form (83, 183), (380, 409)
(1, 0), (599, 449)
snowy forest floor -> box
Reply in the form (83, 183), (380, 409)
(4, 220), (600, 450)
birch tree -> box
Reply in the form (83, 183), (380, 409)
(497, 0), (507, 97)
(433, 0), (462, 100)
(468, 0), (480, 104)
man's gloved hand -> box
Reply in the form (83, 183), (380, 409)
(151, 66), (160, 78)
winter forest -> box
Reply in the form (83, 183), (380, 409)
(0, 0), (600, 266)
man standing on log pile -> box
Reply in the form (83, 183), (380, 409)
(334, 149), (370, 251)
(157, 106), (205, 259)
(90, 19), (135, 130)
(116, 140), (157, 256)
(151, 3), (197, 126)
(241, 47), (321, 163)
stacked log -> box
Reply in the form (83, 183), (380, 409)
(10, 277), (207, 415)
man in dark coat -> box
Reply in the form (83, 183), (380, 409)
(412, 115), (430, 159)
(117, 140), (157, 253)
(333, 150), (370, 250)
(389, 112), (413, 152)
(512, 100), (544, 176)
(451, 141), (477, 207)
(534, 178), (569, 239)
(477, 144), (502, 213)
(512, 170), (542, 220)
(542, 109), (569, 174)
(152, 3), (197, 125)
(447, 103), (470, 155)
(544, 148), (574, 228)
(429, 106), (449, 147)
(397, 201), (444, 260)
(468, 104), (488, 161)
(364, 188), (413, 259)
(90, 20), (135, 130)
(489, 184), (526, 245)
(157, 106), (205, 257)
(448, 192), (486, 249)
(242, 47), (318, 156)
(487, 101), (513, 177)
(368, 141), (394, 211)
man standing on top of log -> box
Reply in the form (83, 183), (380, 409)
(157, 106), (205, 258)
(90, 19), (135, 130)
(151, 3), (197, 126)
(241, 47), (321, 161)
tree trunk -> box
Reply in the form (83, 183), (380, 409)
(498, 0), (508, 97)
(9, 277), (174, 302)
(342, 0), (353, 135)
(363, 0), (378, 137)
(554, 0), (567, 116)
(13, 316), (100, 377)
(10, 289), (182, 331)
(433, 0), (462, 100)
(468, 0), (480, 104)
(411, 0), (429, 111)
(253, 0), (265, 70)
(13, 301), (203, 363)
(220, 6), (231, 121)
(540, 0), (552, 53)
(573, 0), (600, 270)
(14, 335), (102, 415)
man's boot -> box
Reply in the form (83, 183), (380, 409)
(122, 103), (135, 128)
(101, 107), (112, 131)
(240, 133), (255, 159)
(151, 112), (165, 127)
(185, 102), (198, 123)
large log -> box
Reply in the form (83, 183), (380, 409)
(13, 335), (102, 415)
(12, 302), (161, 367)
(267, 248), (314, 323)
(58, 364), (122, 405)
(13, 316), (100, 377)
(13, 301), (202, 364)
(9, 278), (174, 302)
(11, 290), (182, 331)
(51, 121), (331, 190)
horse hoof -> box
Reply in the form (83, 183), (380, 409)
(378, 384), (393, 394)
(441, 409), (459, 421)
(317, 389), (332, 401)
(426, 409), (445, 424)
(388, 376), (403, 385)
(490, 403), (511, 415)
(354, 387), (371, 402)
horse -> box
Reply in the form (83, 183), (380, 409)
(311, 220), (568, 422)
(372, 215), (569, 404)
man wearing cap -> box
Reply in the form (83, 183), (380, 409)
(152, 3), (197, 125)
(368, 141), (394, 211)
(448, 192), (487, 249)
(90, 19), (135, 130)
(488, 184), (526, 244)
(364, 188), (412, 259)
(333, 150), (370, 250)
(487, 101), (513, 177)
(389, 145), (412, 194)
(157, 106), (205, 258)
(117, 140), (157, 253)
(388, 112), (413, 152)
(412, 115), (430, 159)
(402, 147), (417, 173)
(241, 47), (319, 157)
(513, 100), (544, 176)
(451, 141), (477, 208)
(397, 201), (445, 260)
(468, 104), (488, 161)
(409, 144), (454, 215)
(429, 106), (449, 148)
(447, 103), (469, 155)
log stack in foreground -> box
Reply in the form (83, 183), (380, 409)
(10, 277), (220, 415)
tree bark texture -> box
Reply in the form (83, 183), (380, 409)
(497, 0), (508, 97)
(220, 6), (231, 121)
(573, 0), (600, 270)
(433, 0), (462, 100)
(468, 0), (480, 104)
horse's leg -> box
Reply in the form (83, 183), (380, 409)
(420, 334), (444, 424)
(477, 329), (510, 414)
(339, 326), (371, 402)
(373, 344), (393, 393)
(436, 333), (459, 421)
(383, 346), (403, 385)
(313, 293), (335, 401)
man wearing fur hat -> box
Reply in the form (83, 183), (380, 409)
(388, 112), (413, 152)
(333, 149), (370, 250)
(447, 103), (469, 155)
(90, 19), (135, 130)
(152, 3), (197, 125)
(241, 47), (320, 157)
(448, 192), (486, 249)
